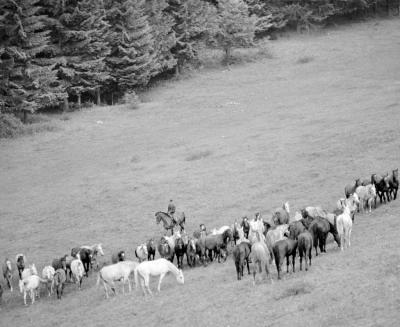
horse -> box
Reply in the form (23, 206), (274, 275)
(19, 275), (47, 305)
(211, 225), (231, 235)
(157, 238), (175, 262)
(134, 258), (184, 296)
(135, 244), (148, 262)
(97, 261), (138, 298)
(273, 239), (298, 280)
(147, 239), (156, 261)
(80, 243), (104, 269)
(336, 203), (353, 251)
(272, 202), (290, 225)
(71, 248), (92, 276)
(240, 217), (250, 239)
(186, 238), (198, 267)
(41, 266), (55, 296)
(287, 220), (306, 240)
(71, 258), (85, 290)
(372, 173), (390, 204)
(250, 232), (272, 286)
(174, 237), (186, 269)
(111, 251), (126, 264)
(53, 269), (66, 300)
(2, 259), (14, 292)
(336, 193), (360, 222)
(199, 229), (232, 263)
(248, 214), (265, 244)
(344, 178), (361, 198)
(265, 224), (289, 264)
(387, 169), (399, 200)
(21, 264), (38, 280)
(233, 242), (251, 280)
(356, 184), (377, 213)
(155, 211), (186, 235)
(307, 217), (338, 256)
(297, 231), (313, 271)
(52, 255), (67, 272)
(16, 254), (26, 279)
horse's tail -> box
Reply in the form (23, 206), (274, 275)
(96, 271), (102, 288)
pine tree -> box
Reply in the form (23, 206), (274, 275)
(57, 0), (111, 107)
(167, 0), (218, 73)
(0, 0), (66, 118)
(145, 0), (176, 77)
(216, 0), (256, 62)
(105, 0), (156, 102)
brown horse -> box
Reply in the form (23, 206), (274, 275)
(2, 259), (14, 291)
(155, 211), (186, 235)
(387, 169), (399, 200)
(233, 242), (251, 280)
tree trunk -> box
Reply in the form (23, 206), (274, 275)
(96, 88), (101, 105)
(63, 98), (69, 112)
(77, 93), (81, 109)
(111, 93), (114, 106)
(23, 110), (27, 124)
(224, 47), (232, 65)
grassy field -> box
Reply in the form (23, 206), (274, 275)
(1, 18), (400, 326)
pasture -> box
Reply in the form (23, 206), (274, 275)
(1, 18), (400, 326)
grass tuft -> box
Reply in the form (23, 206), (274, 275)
(185, 150), (212, 161)
(296, 56), (314, 64)
(274, 282), (313, 300)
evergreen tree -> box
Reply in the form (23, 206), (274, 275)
(145, 0), (176, 77)
(105, 0), (156, 102)
(167, 0), (218, 73)
(0, 0), (65, 117)
(216, 0), (256, 62)
(57, 0), (111, 107)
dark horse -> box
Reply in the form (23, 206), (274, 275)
(175, 237), (187, 269)
(372, 173), (390, 204)
(387, 169), (399, 200)
(240, 217), (250, 239)
(16, 254), (25, 279)
(233, 242), (251, 280)
(71, 248), (92, 277)
(157, 238), (175, 262)
(155, 211), (186, 235)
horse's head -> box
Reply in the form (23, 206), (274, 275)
(255, 212), (261, 220)
(155, 212), (162, 224)
(5, 259), (12, 272)
(30, 264), (38, 275)
(393, 169), (399, 180)
(176, 269), (184, 284)
(355, 178), (361, 187)
(283, 202), (290, 213)
(369, 184), (377, 197)
(97, 244), (105, 256)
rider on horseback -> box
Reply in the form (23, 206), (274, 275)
(168, 199), (176, 225)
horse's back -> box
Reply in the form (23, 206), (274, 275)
(137, 258), (171, 276)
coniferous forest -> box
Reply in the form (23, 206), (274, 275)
(0, 0), (396, 120)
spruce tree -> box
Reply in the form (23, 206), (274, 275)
(0, 0), (65, 117)
(105, 0), (156, 102)
(57, 0), (111, 107)
(216, 0), (256, 62)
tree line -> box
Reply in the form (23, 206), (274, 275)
(0, 0), (391, 118)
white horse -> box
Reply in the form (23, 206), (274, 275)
(21, 264), (38, 280)
(135, 244), (148, 262)
(211, 225), (231, 235)
(337, 193), (359, 221)
(356, 184), (377, 213)
(134, 258), (184, 296)
(336, 203), (353, 251)
(71, 258), (85, 290)
(41, 266), (55, 296)
(19, 275), (46, 305)
(97, 260), (138, 298)
(248, 213), (265, 244)
(81, 243), (104, 269)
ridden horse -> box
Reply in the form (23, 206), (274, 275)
(250, 232), (272, 286)
(134, 258), (184, 296)
(2, 259), (14, 292)
(233, 242), (251, 280)
(344, 178), (361, 198)
(372, 173), (390, 204)
(155, 211), (186, 235)
(272, 202), (290, 225)
(147, 239), (156, 261)
(387, 169), (399, 200)
(273, 239), (298, 280)
(297, 231), (313, 271)
(53, 269), (66, 300)
(16, 254), (26, 279)
(97, 261), (138, 298)
(111, 251), (126, 264)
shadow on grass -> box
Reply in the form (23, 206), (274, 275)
(185, 150), (213, 161)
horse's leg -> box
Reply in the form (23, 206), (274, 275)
(139, 278), (146, 296)
(144, 275), (152, 296)
(299, 251), (303, 271)
(31, 289), (35, 304)
(127, 276), (132, 293)
(292, 253), (296, 273)
(23, 290), (27, 305)
(157, 273), (166, 292)
(286, 254), (289, 274)
(246, 258), (250, 275)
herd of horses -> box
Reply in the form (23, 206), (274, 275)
(0, 168), (398, 305)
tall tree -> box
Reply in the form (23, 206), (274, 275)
(167, 0), (218, 73)
(57, 0), (111, 107)
(105, 0), (156, 102)
(216, 0), (256, 62)
(0, 0), (66, 118)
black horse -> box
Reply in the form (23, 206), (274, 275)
(16, 254), (25, 280)
(146, 239), (156, 261)
(387, 169), (399, 200)
(372, 173), (391, 204)
(233, 242), (251, 280)
(240, 217), (250, 239)
(175, 237), (187, 269)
